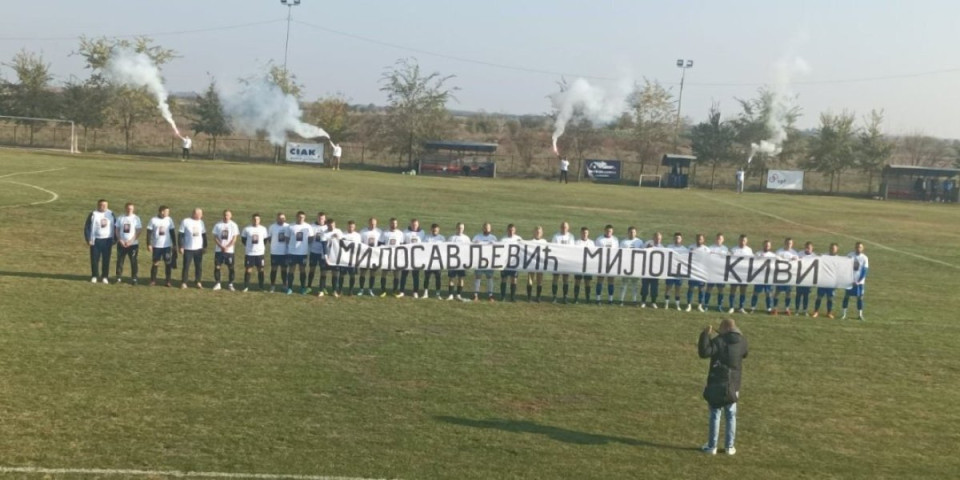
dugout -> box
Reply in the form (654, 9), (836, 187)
(661, 154), (696, 188)
(879, 165), (959, 202)
(418, 141), (498, 178)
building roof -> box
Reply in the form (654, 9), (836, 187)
(661, 154), (697, 167)
(423, 141), (499, 153)
(882, 165), (960, 177)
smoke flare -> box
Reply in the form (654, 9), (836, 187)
(223, 80), (329, 146)
(105, 49), (182, 138)
(549, 78), (631, 154)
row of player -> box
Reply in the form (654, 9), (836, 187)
(84, 200), (869, 320)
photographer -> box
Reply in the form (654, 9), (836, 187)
(698, 318), (748, 455)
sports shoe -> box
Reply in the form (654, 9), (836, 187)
(165, 281), (172, 288)
(447, 294), (455, 300)
(379, 292), (387, 298)
(727, 308), (735, 314)
(827, 313), (835, 319)
(318, 291), (325, 297)
(640, 303), (646, 308)
(651, 303), (658, 309)
(196, 282), (204, 289)
(726, 447), (736, 456)
(473, 294), (479, 301)
(698, 305), (705, 312)
(676, 303), (682, 311)
(858, 314), (865, 322)
(841, 313), (847, 320)
(181, 283), (188, 289)
(749, 308), (755, 314)
(701, 444), (717, 455)
(242, 287), (249, 292)
(811, 311), (819, 318)
(114, 277), (123, 284)
(91, 277), (98, 283)
(395, 292), (405, 298)
(413, 292), (419, 299)
(213, 283), (222, 291)
(132, 278), (138, 285)
(423, 291), (429, 299)
(663, 301), (670, 309)
(300, 288), (308, 295)
(149, 280), (156, 287)
(685, 305), (692, 312)
(738, 308), (747, 314)
(456, 294), (464, 301)
(488, 294), (496, 302)
(101, 278), (110, 284)
(333, 291), (341, 298)
(286, 288), (293, 295)
(367, 289), (375, 296)
(356, 290), (364, 297)
(228, 284), (235, 292)
(785, 308), (792, 316)
(270, 286), (276, 293)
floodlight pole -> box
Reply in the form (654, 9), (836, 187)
(281, 0), (301, 73)
(674, 59), (693, 149)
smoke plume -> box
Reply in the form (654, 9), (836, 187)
(748, 56), (810, 163)
(549, 78), (631, 154)
(222, 80), (329, 146)
(105, 49), (181, 138)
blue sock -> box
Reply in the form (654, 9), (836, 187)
(750, 295), (758, 308)
(608, 284), (614, 296)
(739, 294), (746, 308)
(687, 290), (694, 304)
(827, 298), (833, 312)
(704, 292), (712, 305)
(857, 297), (863, 311)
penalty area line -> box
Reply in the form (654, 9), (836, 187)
(696, 192), (960, 270)
(0, 180), (60, 209)
(0, 466), (394, 480)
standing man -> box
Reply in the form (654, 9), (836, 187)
(772, 238), (799, 315)
(308, 212), (329, 295)
(595, 225), (619, 305)
(337, 220), (361, 297)
(268, 213), (289, 293)
(664, 232), (689, 310)
(499, 224), (523, 302)
(285, 211), (314, 295)
(698, 318), (749, 456)
(321, 219), (344, 297)
(212, 209), (240, 291)
(842, 242), (869, 321)
(379, 218), (406, 297)
(640, 232), (664, 308)
(704, 233), (729, 312)
(526, 226), (548, 302)
(811, 243), (839, 318)
(85, 199), (115, 284)
(446, 222), (471, 301)
(114, 202), (142, 285)
(551, 221), (575, 303)
(727, 235), (752, 314)
(358, 217), (382, 296)
(400, 218), (426, 298)
(735, 168), (745, 194)
(330, 141), (342, 171)
(794, 241), (816, 316)
(686, 233), (710, 312)
(572, 227), (593, 304)
(423, 223), (446, 299)
(146, 205), (177, 287)
(749, 240), (776, 314)
(472, 222), (498, 302)
(240, 213), (269, 292)
(181, 135), (192, 160)
(178, 208), (207, 289)
(618, 227), (642, 306)
(559, 156), (570, 184)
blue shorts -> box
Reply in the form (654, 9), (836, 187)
(339, 266), (356, 274)
(152, 247), (172, 264)
(753, 285), (772, 294)
(270, 254), (287, 267)
(449, 270), (466, 278)
(309, 252), (327, 267)
(501, 270), (518, 278)
(666, 279), (682, 287)
(287, 254), (307, 266)
(688, 280), (705, 288)
(215, 252), (235, 266)
(846, 284), (864, 297)
(776, 285), (793, 293)
(245, 255), (264, 268)
(816, 287), (835, 297)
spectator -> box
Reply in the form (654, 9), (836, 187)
(698, 318), (749, 456)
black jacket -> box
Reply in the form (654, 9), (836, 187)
(698, 329), (749, 407)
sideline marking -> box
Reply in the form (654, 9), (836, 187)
(0, 167), (66, 179)
(0, 180), (60, 209)
(696, 192), (960, 270)
(0, 466), (391, 480)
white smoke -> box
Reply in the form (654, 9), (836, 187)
(105, 49), (181, 138)
(549, 78), (631, 154)
(222, 80), (329, 146)
(748, 56), (810, 163)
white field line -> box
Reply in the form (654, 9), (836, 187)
(0, 167), (66, 179)
(0, 466), (392, 480)
(0, 180), (60, 209)
(697, 192), (960, 270)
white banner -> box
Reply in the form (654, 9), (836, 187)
(285, 142), (324, 164)
(766, 170), (804, 191)
(325, 241), (855, 288)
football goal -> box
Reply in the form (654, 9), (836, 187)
(0, 115), (78, 154)
(638, 174), (662, 188)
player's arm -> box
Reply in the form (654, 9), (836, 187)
(114, 219), (124, 248)
(226, 226), (238, 249)
(177, 223), (186, 253)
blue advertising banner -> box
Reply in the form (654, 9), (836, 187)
(585, 159), (622, 181)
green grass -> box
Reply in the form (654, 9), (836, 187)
(1, 149), (959, 479)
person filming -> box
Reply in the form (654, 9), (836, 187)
(698, 318), (749, 455)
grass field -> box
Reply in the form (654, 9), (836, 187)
(1, 149), (959, 480)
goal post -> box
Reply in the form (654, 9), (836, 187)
(638, 174), (661, 188)
(0, 115), (78, 154)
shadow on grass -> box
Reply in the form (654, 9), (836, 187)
(0, 270), (91, 282)
(435, 416), (696, 450)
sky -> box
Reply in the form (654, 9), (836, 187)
(3, 0), (960, 139)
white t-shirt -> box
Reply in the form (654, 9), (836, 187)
(473, 233), (498, 244)
(426, 233), (446, 243)
(242, 225), (269, 256)
(620, 237), (640, 249)
(757, 250), (777, 259)
(668, 242), (690, 255)
(360, 227), (382, 247)
(309, 223), (329, 254)
(690, 244), (711, 254)
(115, 214), (142, 245)
(182, 137), (192, 149)
(89, 210), (115, 240)
(268, 223), (289, 255)
(736, 170), (745, 181)
(500, 234), (522, 244)
(776, 247), (799, 261)
(341, 231), (361, 244)
(709, 243), (730, 256)
(179, 218), (206, 251)
(212, 220), (240, 253)
(574, 237), (593, 247)
(848, 251), (869, 285)
(381, 229), (405, 247)
(403, 229), (425, 244)
(645, 241), (664, 248)
(730, 246), (753, 256)
(552, 232), (575, 245)
(332, 144), (342, 157)
(324, 228), (344, 242)
(797, 249), (816, 260)
(560, 159), (570, 172)
(286, 222), (314, 256)
(147, 216), (175, 249)
(448, 233), (471, 244)
(595, 235), (618, 249)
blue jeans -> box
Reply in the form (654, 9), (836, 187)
(707, 402), (737, 450)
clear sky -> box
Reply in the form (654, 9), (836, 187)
(2, 0), (960, 138)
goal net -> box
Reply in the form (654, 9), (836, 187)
(638, 174), (662, 188)
(0, 115), (78, 154)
